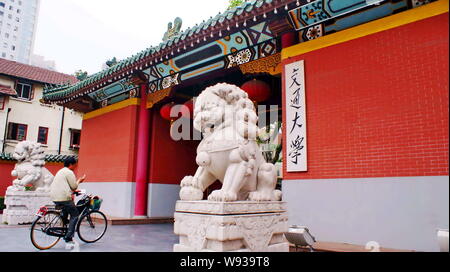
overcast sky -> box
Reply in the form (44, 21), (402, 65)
(33, 0), (229, 75)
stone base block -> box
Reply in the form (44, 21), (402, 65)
(174, 201), (289, 252)
(2, 189), (53, 225)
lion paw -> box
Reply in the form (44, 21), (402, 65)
(248, 190), (281, 201)
(208, 190), (238, 202)
(179, 186), (203, 201)
(180, 176), (198, 188)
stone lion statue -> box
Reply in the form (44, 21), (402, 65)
(179, 83), (282, 202)
(8, 141), (54, 192)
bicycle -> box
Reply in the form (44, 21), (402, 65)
(30, 190), (108, 250)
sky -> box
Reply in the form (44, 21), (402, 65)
(33, 0), (230, 75)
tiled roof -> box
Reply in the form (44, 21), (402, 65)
(0, 58), (78, 85)
(0, 84), (17, 96)
(43, 0), (283, 102)
(0, 153), (77, 163)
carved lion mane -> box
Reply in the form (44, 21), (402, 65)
(193, 83), (259, 140)
(9, 141), (54, 192)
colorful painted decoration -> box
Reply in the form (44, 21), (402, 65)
(145, 21), (277, 94)
(289, 0), (437, 45)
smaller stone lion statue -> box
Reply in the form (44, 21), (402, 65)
(179, 83), (282, 202)
(8, 141), (54, 193)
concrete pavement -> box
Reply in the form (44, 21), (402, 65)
(0, 215), (178, 252)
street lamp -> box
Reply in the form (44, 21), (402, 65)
(284, 225), (316, 252)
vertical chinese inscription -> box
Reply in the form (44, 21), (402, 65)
(285, 60), (307, 172)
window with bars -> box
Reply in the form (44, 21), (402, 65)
(7, 122), (27, 141)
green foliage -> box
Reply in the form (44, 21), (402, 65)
(228, 0), (245, 10)
(74, 70), (88, 81)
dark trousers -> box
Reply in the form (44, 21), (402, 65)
(54, 201), (79, 241)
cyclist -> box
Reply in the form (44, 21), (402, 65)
(49, 157), (86, 249)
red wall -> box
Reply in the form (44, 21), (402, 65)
(283, 14), (449, 180)
(148, 108), (199, 185)
(0, 162), (14, 196)
(0, 161), (64, 196)
(77, 105), (139, 183)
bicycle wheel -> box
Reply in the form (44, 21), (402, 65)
(30, 211), (64, 250)
(77, 210), (108, 243)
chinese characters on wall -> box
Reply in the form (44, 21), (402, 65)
(285, 60), (307, 172)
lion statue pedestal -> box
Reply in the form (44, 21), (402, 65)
(2, 190), (54, 225)
(174, 201), (289, 252)
(173, 83), (289, 252)
(2, 141), (54, 225)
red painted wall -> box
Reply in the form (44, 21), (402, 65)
(0, 161), (64, 196)
(148, 108), (199, 185)
(77, 105), (139, 182)
(283, 14), (449, 180)
(0, 162), (14, 196)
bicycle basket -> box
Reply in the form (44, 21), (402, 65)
(76, 196), (89, 206)
(90, 197), (102, 210)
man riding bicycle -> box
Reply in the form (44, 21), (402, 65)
(49, 157), (86, 249)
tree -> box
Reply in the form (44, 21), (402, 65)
(74, 70), (88, 81)
(228, 0), (246, 10)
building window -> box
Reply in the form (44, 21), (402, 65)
(0, 96), (5, 110)
(0, 2), (5, 8)
(37, 127), (48, 144)
(70, 129), (81, 149)
(7, 122), (27, 141)
(15, 82), (32, 100)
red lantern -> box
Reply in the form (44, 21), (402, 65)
(241, 79), (271, 102)
(160, 103), (174, 121)
(182, 100), (194, 119)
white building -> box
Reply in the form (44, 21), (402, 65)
(0, 58), (82, 155)
(0, 0), (40, 64)
(30, 53), (56, 71)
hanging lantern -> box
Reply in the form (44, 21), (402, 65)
(160, 102), (175, 123)
(241, 79), (271, 103)
(181, 100), (194, 119)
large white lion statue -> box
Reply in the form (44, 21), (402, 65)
(179, 83), (282, 202)
(8, 141), (54, 192)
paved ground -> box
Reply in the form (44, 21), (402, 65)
(0, 215), (178, 252)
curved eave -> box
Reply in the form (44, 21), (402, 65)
(43, 0), (292, 104)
